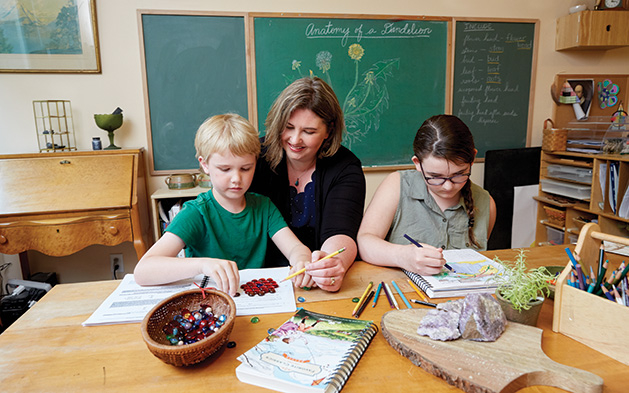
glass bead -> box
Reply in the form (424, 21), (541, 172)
(297, 296), (306, 303)
(352, 297), (360, 303)
(219, 314), (227, 322)
(250, 316), (260, 323)
(227, 341), (236, 348)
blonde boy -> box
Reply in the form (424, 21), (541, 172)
(134, 114), (311, 295)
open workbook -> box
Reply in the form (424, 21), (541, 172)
(236, 308), (378, 393)
(404, 248), (504, 298)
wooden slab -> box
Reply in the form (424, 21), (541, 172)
(381, 309), (603, 393)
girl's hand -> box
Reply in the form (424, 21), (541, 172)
(305, 250), (346, 292)
(400, 244), (446, 276)
(200, 259), (240, 296)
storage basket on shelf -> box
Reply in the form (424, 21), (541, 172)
(543, 205), (566, 227)
(542, 119), (568, 152)
(552, 223), (629, 366)
(141, 288), (236, 366)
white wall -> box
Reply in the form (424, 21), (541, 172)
(1, 0), (628, 284)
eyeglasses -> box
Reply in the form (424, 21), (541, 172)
(419, 162), (471, 186)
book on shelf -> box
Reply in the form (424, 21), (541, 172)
(236, 308), (378, 393)
(404, 248), (503, 299)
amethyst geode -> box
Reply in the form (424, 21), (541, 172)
(417, 293), (506, 342)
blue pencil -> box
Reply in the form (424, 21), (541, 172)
(403, 233), (454, 272)
(391, 280), (413, 309)
(372, 282), (383, 307)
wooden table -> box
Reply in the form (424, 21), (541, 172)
(1, 246), (627, 392)
(0, 149), (151, 278)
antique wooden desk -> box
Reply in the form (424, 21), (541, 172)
(0, 246), (627, 392)
(0, 149), (151, 277)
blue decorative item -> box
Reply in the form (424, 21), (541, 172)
(598, 79), (619, 109)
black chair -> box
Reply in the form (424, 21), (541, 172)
(483, 147), (541, 250)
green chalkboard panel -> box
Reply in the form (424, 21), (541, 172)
(452, 20), (537, 159)
(141, 14), (248, 173)
(254, 17), (448, 167)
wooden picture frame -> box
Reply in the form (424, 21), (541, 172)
(0, 0), (101, 73)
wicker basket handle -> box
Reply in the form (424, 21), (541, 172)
(544, 118), (555, 130)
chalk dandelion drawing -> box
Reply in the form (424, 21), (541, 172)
(342, 44), (399, 147)
(285, 43), (399, 147)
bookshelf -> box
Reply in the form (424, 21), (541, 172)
(150, 187), (206, 241)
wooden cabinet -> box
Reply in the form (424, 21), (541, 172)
(556, 10), (629, 50)
(535, 150), (629, 245)
(0, 149), (151, 277)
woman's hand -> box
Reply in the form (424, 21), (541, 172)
(288, 260), (317, 290)
(305, 250), (347, 292)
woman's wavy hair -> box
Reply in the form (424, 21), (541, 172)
(262, 77), (345, 170)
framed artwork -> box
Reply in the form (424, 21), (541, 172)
(0, 0), (101, 73)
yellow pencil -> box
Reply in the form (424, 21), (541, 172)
(352, 281), (374, 316)
(280, 247), (346, 282)
(407, 279), (428, 302)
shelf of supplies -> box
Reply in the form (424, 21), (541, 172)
(543, 158), (593, 168)
(540, 219), (565, 231)
(533, 195), (575, 208)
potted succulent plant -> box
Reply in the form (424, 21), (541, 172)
(492, 249), (555, 326)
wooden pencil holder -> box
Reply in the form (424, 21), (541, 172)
(552, 223), (629, 366)
(542, 119), (568, 152)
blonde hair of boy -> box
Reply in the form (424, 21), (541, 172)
(263, 77), (345, 171)
(194, 113), (261, 171)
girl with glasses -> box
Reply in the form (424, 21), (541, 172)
(357, 114), (496, 276)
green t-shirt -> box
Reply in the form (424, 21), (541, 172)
(165, 191), (287, 269)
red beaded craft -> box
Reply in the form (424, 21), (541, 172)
(239, 278), (279, 297)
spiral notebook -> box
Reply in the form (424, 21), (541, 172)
(404, 249), (503, 299)
(236, 308), (378, 393)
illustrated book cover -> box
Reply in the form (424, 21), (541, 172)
(236, 308), (378, 393)
(404, 248), (504, 298)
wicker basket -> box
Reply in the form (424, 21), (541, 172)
(543, 205), (566, 227)
(542, 119), (568, 152)
(141, 289), (236, 366)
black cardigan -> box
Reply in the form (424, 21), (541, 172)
(249, 144), (366, 266)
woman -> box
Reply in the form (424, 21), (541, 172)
(357, 114), (496, 276)
(250, 77), (366, 292)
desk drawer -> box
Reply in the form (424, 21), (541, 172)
(0, 214), (132, 256)
(0, 154), (135, 215)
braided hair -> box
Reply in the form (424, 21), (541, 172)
(413, 115), (480, 249)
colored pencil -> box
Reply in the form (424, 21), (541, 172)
(382, 281), (395, 308)
(391, 280), (412, 309)
(404, 233), (454, 272)
(411, 299), (438, 307)
(352, 281), (373, 316)
(384, 283), (399, 309)
(407, 279), (429, 302)
(372, 282), (383, 308)
(280, 247), (346, 282)
(355, 290), (375, 318)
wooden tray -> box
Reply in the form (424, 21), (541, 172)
(381, 308), (602, 393)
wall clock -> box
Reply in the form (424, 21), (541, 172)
(595, 0), (629, 10)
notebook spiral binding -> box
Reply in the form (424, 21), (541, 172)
(326, 322), (379, 392)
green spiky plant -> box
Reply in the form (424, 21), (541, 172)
(493, 249), (554, 312)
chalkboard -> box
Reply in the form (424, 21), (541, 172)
(140, 13), (248, 173)
(452, 20), (537, 159)
(253, 17), (448, 167)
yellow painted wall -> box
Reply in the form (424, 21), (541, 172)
(1, 0), (628, 283)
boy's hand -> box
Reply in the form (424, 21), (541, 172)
(201, 259), (240, 296)
(289, 260), (316, 290)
